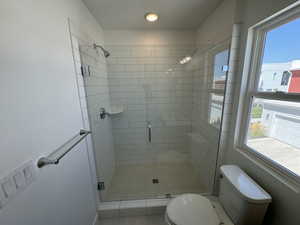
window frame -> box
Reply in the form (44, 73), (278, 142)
(238, 3), (300, 183)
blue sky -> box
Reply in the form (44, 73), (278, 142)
(262, 17), (300, 63)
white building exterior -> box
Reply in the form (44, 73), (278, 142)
(254, 60), (300, 149)
(259, 62), (292, 92)
(258, 99), (300, 148)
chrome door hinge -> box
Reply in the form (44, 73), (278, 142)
(97, 182), (105, 191)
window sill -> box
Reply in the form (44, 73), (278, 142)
(234, 146), (300, 194)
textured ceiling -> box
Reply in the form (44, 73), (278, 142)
(83, 0), (223, 30)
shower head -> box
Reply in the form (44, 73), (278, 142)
(93, 43), (110, 58)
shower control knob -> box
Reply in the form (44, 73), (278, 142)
(100, 107), (107, 119)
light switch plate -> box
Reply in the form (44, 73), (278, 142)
(0, 160), (37, 210)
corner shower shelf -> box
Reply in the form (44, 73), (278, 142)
(106, 105), (124, 116)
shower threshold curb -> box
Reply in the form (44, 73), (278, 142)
(98, 198), (169, 218)
(98, 193), (212, 218)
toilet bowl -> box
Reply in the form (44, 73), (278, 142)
(166, 194), (229, 225)
(165, 165), (272, 225)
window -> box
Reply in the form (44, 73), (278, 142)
(281, 71), (291, 85)
(257, 16), (300, 93)
(241, 7), (300, 179)
(208, 48), (229, 129)
(212, 49), (229, 90)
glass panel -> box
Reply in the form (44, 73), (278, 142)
(102, 45), (202, 201)
(209, 93), (224, 129)
(247, 97), (300, 176)
(212, 49), (229, 89)
(188, 44), (230, 194)
(258, 17), (300, 93)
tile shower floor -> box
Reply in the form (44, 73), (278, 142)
(102, 162), (206, 201)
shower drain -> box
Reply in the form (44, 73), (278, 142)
(152, 178), (159, 184)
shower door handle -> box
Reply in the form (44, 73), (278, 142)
(147, 122), (152, 143)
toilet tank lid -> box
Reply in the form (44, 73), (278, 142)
(220, 165), (272, 204)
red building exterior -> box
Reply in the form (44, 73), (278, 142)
(288, 69), (300, 93)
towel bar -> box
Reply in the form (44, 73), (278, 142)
(37, 129), (91, 168)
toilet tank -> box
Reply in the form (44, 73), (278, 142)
(219, 165), (272, 225)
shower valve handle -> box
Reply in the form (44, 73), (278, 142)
(147, 122), (152, 143)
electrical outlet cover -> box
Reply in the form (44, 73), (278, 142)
(0, 160), (37, 210)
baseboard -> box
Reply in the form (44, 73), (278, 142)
(92, 213), (99, 225)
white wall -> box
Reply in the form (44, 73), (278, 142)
(226, 0), (300, 225)
(0, 0), (104, 224)
(197, 0), (236, 47)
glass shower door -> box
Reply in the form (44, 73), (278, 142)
(143, 53), (203, 198)
(99, 43), (231, 201)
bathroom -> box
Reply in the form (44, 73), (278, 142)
(1, 0), (300, 225)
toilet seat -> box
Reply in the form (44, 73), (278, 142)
(166, 194), (221, 225)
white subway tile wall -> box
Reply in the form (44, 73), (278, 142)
(106, 45), (195, 165)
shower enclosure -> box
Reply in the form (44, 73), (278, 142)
(69, 21), (231, 202)
(100, 42), (230, 201)
(104, 45), (202, 201)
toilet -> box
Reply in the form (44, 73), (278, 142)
(165, 165), (272, 225)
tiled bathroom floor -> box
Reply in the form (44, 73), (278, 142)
(98, 215), (166, 225)
(102, 162), (206, 201)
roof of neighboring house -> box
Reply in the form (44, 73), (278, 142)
(290, 60), (300, 71)
(261, 62), (291, 71)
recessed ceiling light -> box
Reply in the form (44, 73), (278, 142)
(145, 13), (159, 22)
